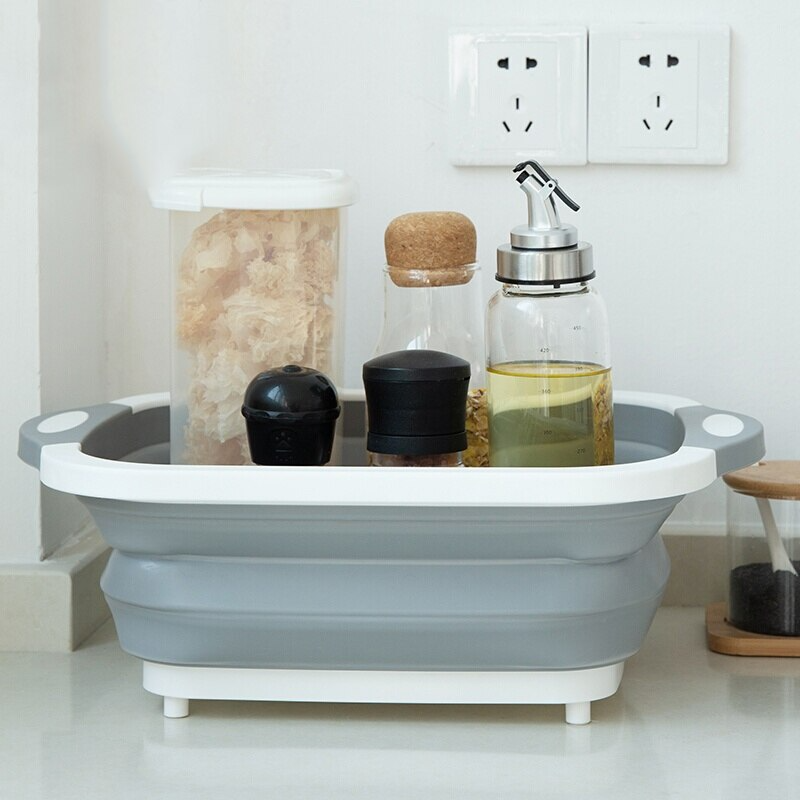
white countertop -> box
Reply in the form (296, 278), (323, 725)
(1, 608), (799, 799)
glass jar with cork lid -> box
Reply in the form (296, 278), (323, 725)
(375, 212), (486, 467)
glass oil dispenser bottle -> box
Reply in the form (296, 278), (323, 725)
(486, 162), (613, 468)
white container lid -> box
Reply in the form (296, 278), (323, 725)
(150, 169), (359, 212)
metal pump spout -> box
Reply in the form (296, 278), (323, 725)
(519, 173), (561, 231)
(511, 161), (580, 250)
(496, 161), (594, 285)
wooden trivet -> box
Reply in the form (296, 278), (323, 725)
(706, 601), (800, 657)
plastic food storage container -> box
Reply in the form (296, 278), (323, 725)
(724, 461), (800, 636)
(150, 169), (358, 465)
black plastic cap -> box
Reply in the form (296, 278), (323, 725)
(362, 350), (470, 456)
(242, 365), (340, 466)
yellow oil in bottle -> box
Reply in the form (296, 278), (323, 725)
(488, 361), (614, 467)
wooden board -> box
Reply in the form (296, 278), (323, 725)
(706, 602), (800, 657)
(722, 460), (800, 500)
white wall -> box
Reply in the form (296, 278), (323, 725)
(38, 0), (107, 558)
(0, 0), (108, 563)
(0, 2), (43, 563)
(12, 0), (799, 549)
(39, 0), (106, 416)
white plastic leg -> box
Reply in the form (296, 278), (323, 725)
(163, 696), (189, 718)
(565, 701), (591, 725)
(142, 661), (624, 721)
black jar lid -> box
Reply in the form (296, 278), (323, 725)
(242, 365), (340, 423)
(362, 350), (470, 456)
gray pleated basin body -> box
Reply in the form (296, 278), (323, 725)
(19, 393), (764, 672)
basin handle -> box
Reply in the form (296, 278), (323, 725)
(18, 394), (169, 469)
(676, 405), (765, 477)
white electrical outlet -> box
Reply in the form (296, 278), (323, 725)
(588, 24), (730, 164)
(618, 38), (699, 148)
(449, 27), (587, 166)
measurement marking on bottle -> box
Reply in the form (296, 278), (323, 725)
(573, 325), (583, 331)
(540, 347), (550, 353)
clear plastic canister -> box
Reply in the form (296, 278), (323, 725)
(151, 170), (358, 464)
(724, 461), (800, 636)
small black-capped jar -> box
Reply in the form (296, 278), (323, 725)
(241, 365), (340, 466)
(362, 350), (470, 467)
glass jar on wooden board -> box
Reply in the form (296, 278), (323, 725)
(724, 461), (800, 637)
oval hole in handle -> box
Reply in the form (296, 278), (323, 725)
(701, 413), (745, 438)
(37, 410), (89, 434)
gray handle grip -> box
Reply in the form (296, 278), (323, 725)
(675, 405), (765, 477)
(19, 404), (136, 469)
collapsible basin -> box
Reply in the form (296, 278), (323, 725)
(20, 391), (763, 672)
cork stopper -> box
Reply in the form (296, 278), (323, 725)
(384, 212), (477, 287)
(723, 461), (800, 500)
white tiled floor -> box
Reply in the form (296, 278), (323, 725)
(2, 608), (800, 799)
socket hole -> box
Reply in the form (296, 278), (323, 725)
(526, 58), (538, 69)
(642, 119), (651, 130)
(515, 97), (520, 111)
(497, 57), (509, 69)
(667, 54), (679, 67)
(525, 121), (533, 132)
(639, 55), (651, 67)
(502, 121), (511, 132)
(656, 95), (661, 108)
(665, 119), (674, 131)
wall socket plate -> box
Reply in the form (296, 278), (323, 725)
(448, 27), (587, 166)
(588, 24), (730, 164)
